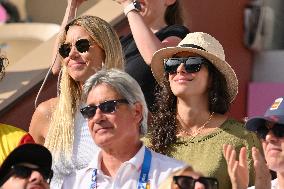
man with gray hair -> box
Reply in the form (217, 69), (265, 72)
(62, 69), (186, 189)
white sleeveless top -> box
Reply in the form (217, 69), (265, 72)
(50, 109), (99, 189)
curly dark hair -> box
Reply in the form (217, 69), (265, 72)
(149, 61), (231, 155)
(164, 0), (183, 25)
(0, 56), (8, 81)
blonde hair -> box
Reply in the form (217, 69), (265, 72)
(44, 15), (124, 163)
(158, 166), (193, 189)
(0, 55), (8, 81)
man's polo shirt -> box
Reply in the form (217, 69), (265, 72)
(62, 145), (186, 189)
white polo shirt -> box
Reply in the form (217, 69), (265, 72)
(62, 145), (186, 189)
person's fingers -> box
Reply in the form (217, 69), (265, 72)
(228, 147), (237, 170)
(239, 147), (248, 168)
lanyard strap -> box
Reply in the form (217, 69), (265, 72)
(137, 147), (152, 189)
(89, 147), (152, 189)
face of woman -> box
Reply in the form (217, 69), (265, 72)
(168, 52), (211, 100)
(139, 0), (175, 25)
(62, 25), (105, 83)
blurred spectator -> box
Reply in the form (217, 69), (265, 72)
(0, 143), (53, 189)
(224, 97), (284, 189)
(0, 0), (20, 23)
(158, 166), (219, 189)
(0, 56), (35, 165)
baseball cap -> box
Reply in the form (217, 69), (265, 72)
(0, 143), (52, 186)
(246, 97), (284, 131)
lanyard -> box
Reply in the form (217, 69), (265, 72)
(89, 147), (152, 189)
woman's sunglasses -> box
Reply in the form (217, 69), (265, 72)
(8, 165), (53, 184)
(173, 175), (219, 189)
(80, 99), (129, 119)
(59, 38), (92, 58)
(255, 122), (284, 139)
(164, 57), (209, 74)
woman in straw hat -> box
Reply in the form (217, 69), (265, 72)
(29, 14), (124, 189)
(149, 32), (262, 189)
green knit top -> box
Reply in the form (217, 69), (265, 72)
(167, 119), (262, 189)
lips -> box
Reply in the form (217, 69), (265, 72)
(173, 76), (194, 83)
(28, 185), (45, 189)
(68, 61), (85, 67)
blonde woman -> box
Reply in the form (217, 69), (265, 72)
(29, 15), (124, 189)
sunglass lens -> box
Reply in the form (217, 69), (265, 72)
(80, 106), (97, 119)
(38, 168), (52, 181)
(76, 39), (90, 53)
(99, 101), (117, 113)
(59, 43), (71, 58)
(13, 166), (32, 178)
(164, 59), (180, 74)
(198, 177), (219, 189)
(175, 176), (195, 189)
(184, 63), (202, 73)
(184, 57), (203, 73)
(272, 124), (284, 138)
(256, 125), (269, 139)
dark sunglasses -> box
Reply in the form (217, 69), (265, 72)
(59, 38), (91, 58)
(255, 122), (284, 139)
(164, 57), (209, 74)
(80, 99), (129, 119)
(173, 176), (219, 189)
(9, 165), (53, 184)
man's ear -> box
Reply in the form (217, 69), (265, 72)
(165, 0), (176, 6)
(133, 102), (143, 125)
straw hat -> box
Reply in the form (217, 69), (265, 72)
(151, 32), (238, 102)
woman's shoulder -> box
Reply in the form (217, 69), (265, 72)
(222, 118), (261, 148)
(35, 97), (58, 113)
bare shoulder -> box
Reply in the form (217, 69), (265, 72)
(29, 97), (58, 144)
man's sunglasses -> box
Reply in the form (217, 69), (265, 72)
(9, 165), (53, 184)
(255, 122), (284, 139)
(80, 99), (129, 119)
(59, 38), (92, 58)
(164, 57), (209, 74)
(173, 175), (219, 189)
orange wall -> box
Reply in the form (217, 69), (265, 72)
(181, 0), (253, 120)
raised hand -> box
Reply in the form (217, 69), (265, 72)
(223, 144), (249, 189)
(252, 146), (271, 189)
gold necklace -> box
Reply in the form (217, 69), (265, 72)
(177, 112), (215, 137)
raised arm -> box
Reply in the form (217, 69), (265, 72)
(51, 0), (86, 74)
(114, 0), (183, 65)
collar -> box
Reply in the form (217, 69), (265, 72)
(87, 144), (146, 171)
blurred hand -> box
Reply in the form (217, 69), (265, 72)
(252, 146), (271, 189)
(223, 144), (249, 189)
(67, 0), (87, 7)
(114, 0), (133, 7)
